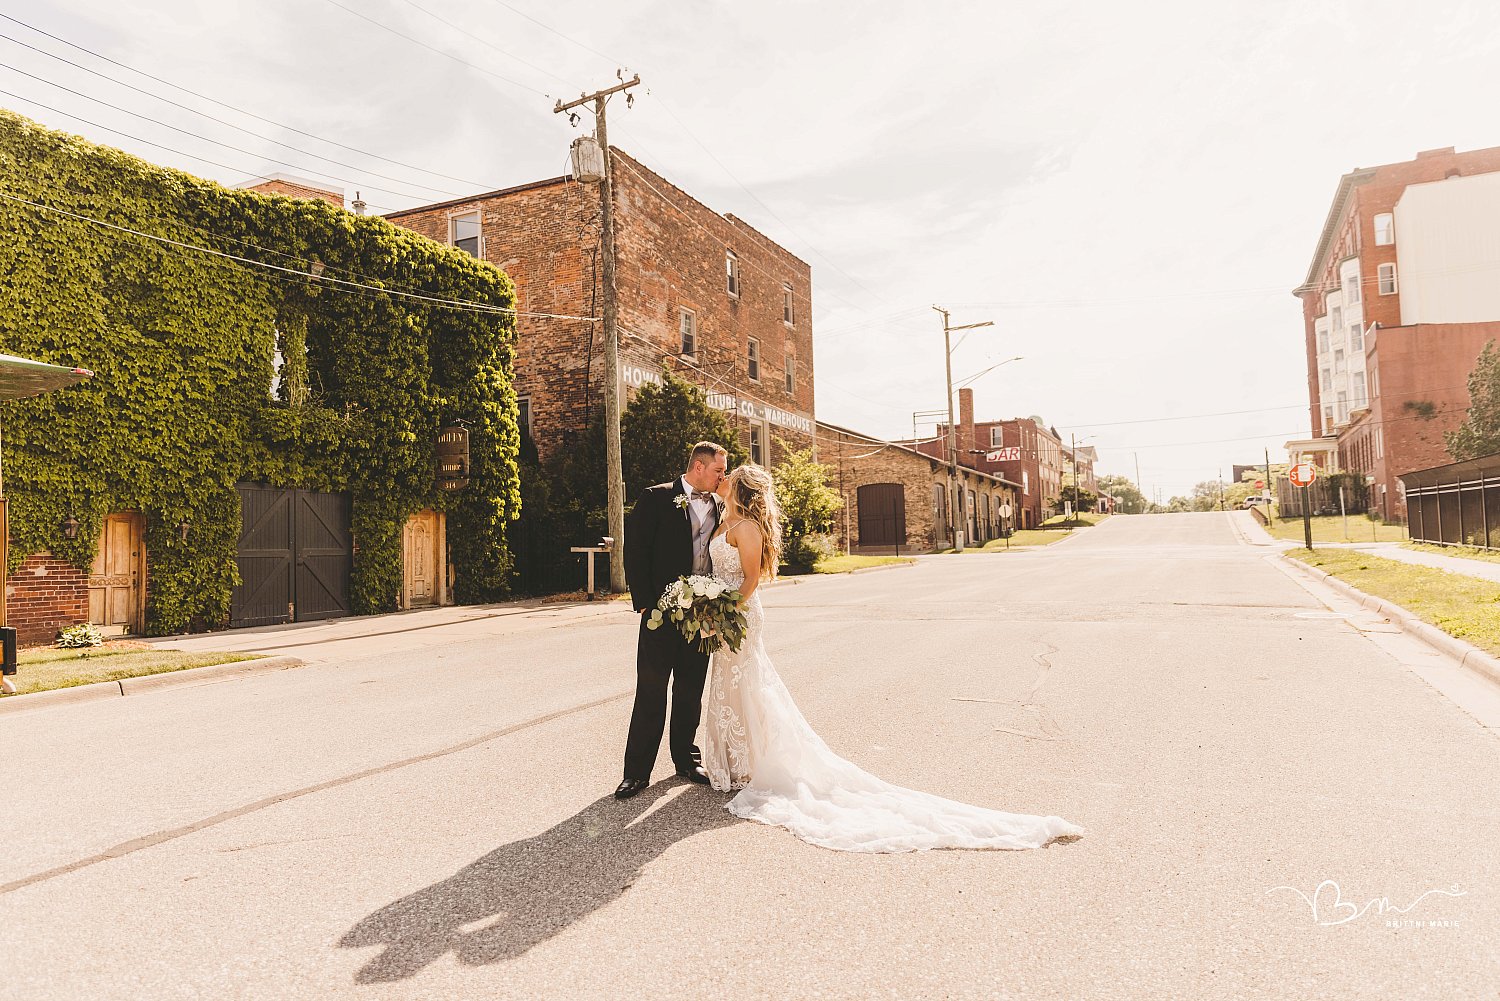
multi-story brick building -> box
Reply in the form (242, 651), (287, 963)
(1294, 145), (1500, 518)
(384, 149), (815, 469)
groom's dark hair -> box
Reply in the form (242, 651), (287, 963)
(687, 441), (727, 470)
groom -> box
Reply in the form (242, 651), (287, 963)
(615, 441), (728, 799)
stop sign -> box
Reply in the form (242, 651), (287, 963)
(1289, 462), (1317, 488)
(1254, 479), (1265, 490)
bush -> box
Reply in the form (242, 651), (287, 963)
(782, 532), (836, 572)
(57, 623), (104, 648)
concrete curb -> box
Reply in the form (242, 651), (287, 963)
(0, 655), (305, 717)
(1280, 553), (1500, 688)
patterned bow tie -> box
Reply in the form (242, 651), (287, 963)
(689, 490), (714, 502)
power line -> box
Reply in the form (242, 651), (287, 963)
(0, 191), (599, 320)
(0, 12), (496, 190)
(0, 87), (397, 214)
(318, 0), (549, 98)
(393, 0), (575, 91)
(0, 61), (457, 203)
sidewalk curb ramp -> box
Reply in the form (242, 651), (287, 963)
(0, 655), (305, 717)
(1282, 554), (1500, 689)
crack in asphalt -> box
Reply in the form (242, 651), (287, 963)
(0, 691), (632, 897)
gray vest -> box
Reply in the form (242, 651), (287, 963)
(688, 498), (715, 575)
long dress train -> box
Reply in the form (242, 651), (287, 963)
(700, 534), (1084, 853)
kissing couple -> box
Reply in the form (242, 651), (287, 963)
(616, 441), (1083, 853)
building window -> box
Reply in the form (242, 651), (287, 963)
(1346, 270), (1360, 303)
(747, 337), (760, 381)
(451, 211), (481, 258)
(1320, 368), (1331, 392)
(1377, 427), (1384, 459)
(990, 426), (1003, 446)
(784, 353), (795, 394)
(1350, 324), (1363, 351)
(679, 307), (697, 357)
(726, 251), (740, 297)
(1331, 306), (1342, 331)
(1374, 213), (1395, 246)
(517, 396), (531, 439)
(783, 284), (795, 325)
(1323, 405), (1334, 428)
(749, 422), (764, 465)
(1317, 326), (1329, 355)
(1378, 263), (1397, 295)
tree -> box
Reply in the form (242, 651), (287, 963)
(1189, 479), (1225, 512)
(772, 445), (843, 569)
(1096, 474), (1147, 514)
(1446, 339), (1500, 460)
(1168, 495), (1191, 512)
(512, 369), (745, 595)
(621, 370), (747, 497)
(1059, 484), (1098, 513)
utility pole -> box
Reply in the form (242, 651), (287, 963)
(933, 307), (992, 551)
(1264, 446), (1274, 526)
(555, 73), (640, 593)
(1134, 451), (1142, 513)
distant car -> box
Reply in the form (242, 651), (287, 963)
(1239, 495), (1274, 509)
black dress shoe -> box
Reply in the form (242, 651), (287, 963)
(675, 766), (710, 785)
(614, 777), (649, 799)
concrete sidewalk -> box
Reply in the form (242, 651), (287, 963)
(1339, 542), (1500, 584)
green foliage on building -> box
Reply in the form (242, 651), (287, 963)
(0, 111), (521, 632)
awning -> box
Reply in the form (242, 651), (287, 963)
(0, 353), (93, 402)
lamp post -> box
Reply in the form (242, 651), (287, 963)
(933, 306), (993, 552)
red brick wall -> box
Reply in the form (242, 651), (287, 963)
(1299, 145), (1500, 436)
(1364, 321), (1500, 517)
(819, 424), (943, 552)
(386, 177), (601, 463)
(386, 154), (817, 470)
(242, 178), (344, 206)
(612, 151), (815, 467)
(6, 553), (88, 646)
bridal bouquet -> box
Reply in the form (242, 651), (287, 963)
(647, 574), (747, 654)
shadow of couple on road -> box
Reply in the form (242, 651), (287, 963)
(338, 780), (737, 983)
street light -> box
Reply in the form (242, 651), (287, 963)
(934, 306), (994, 552)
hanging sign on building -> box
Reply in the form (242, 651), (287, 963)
(436, 426), (470, 491)
(987, 447), (1021, 462)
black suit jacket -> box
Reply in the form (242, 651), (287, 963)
(625, 481), (719, 613)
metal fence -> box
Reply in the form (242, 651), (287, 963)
(1399, 452), (1500, 550)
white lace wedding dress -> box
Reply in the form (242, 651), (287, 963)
(700, 533), (1085, 853)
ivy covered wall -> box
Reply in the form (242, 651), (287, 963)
(0, 111), (521, 633)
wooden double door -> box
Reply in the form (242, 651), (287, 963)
(230, 485), (352, 628)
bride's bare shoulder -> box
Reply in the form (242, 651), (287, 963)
(728, 518), (764, 546)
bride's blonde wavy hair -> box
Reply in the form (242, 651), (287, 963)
(726, 463), (782, 579)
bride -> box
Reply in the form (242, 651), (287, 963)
(700, 463), (1084, 853)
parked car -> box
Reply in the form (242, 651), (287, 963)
(1239, 495), (1274, 509)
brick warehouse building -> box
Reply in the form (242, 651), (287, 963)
(1295, 145), (1500, 519)
(385, 149), (816, 470)
(817, 422), (1019, 553)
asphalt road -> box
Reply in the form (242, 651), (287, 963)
(1, 513), (1496, 1000)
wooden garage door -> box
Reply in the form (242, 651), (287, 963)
(857, 483), (906, 549)
(231, 484), (351, 627)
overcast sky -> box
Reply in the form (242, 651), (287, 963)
(7, 1), (1500, 497)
